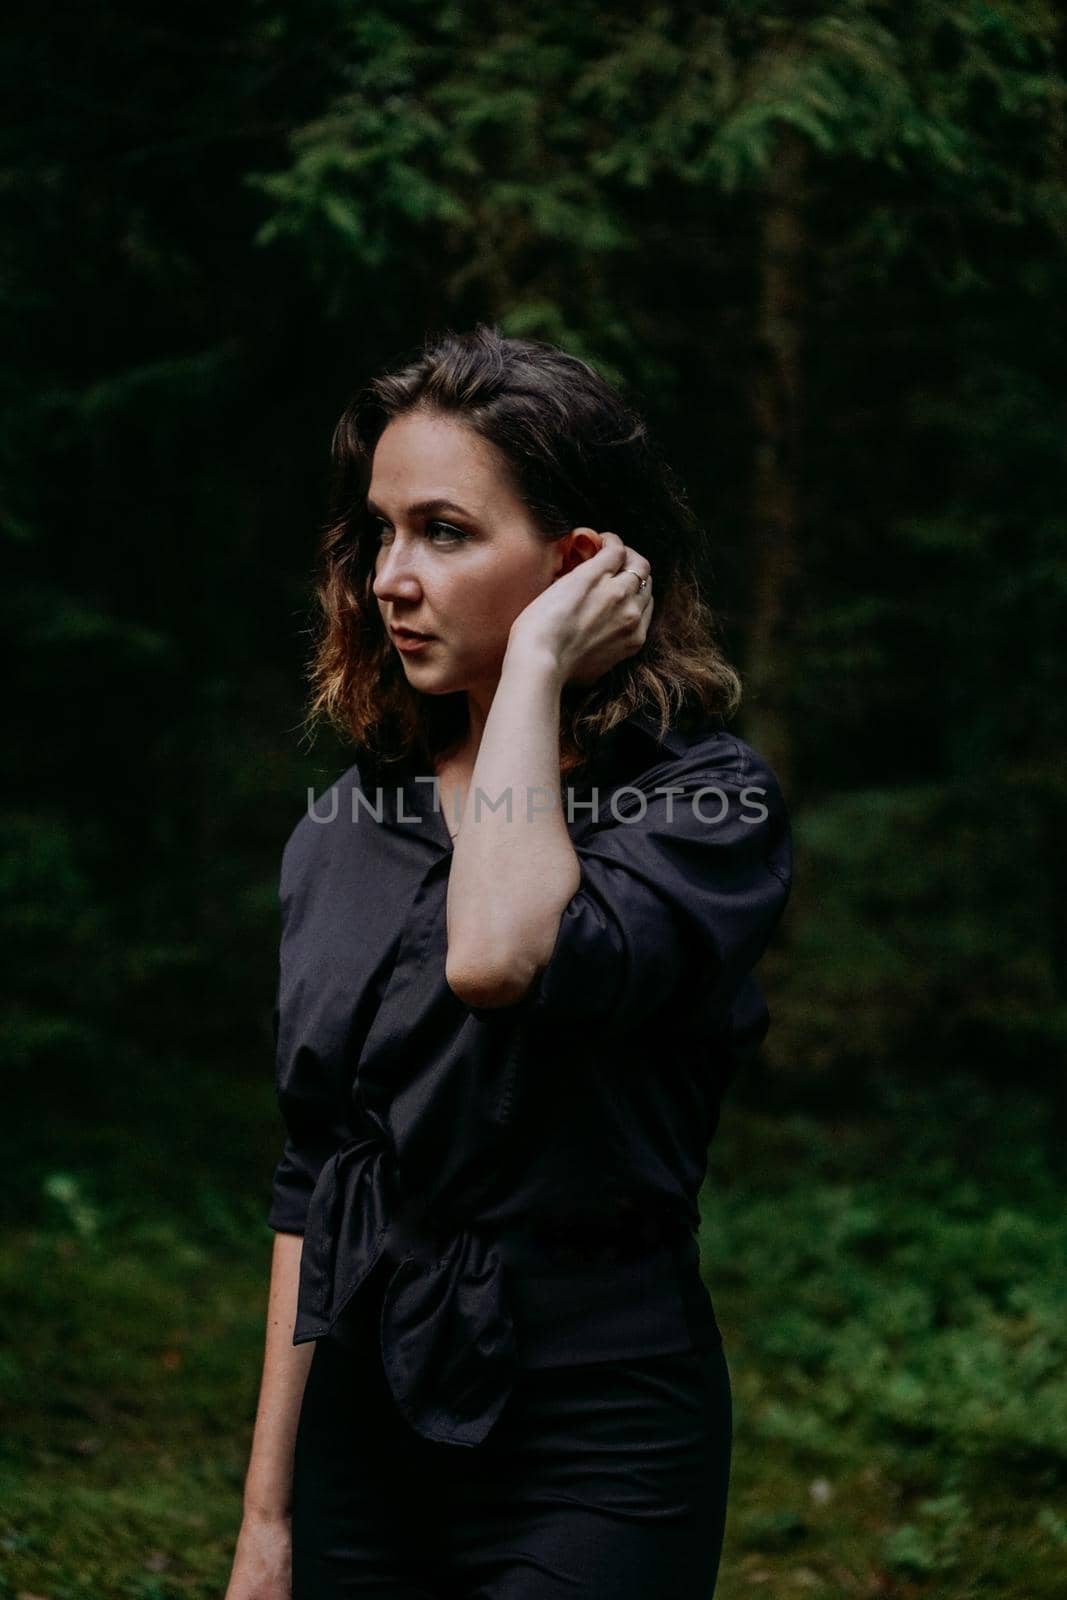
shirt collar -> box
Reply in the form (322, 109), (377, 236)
(622, 707), (696, 761)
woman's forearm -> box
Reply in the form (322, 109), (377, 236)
(241, 1230), (315, 1522)
(444, 640), (580, 1006)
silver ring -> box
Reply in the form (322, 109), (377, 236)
(623, 567), (650, 595)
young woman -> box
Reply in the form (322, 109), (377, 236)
(225, 325), (792, 1599)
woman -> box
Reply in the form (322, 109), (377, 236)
(225, 324), (792, 1599)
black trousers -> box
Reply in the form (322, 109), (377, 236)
(291, 1257), (733, 1599)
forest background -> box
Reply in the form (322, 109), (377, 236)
(3, 2), (1066, 1596)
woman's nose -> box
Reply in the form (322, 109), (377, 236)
(372, 537), (422, 601)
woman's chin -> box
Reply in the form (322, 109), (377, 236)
(400, 662), (460, 695)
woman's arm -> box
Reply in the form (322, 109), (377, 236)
(444, 639), (577, 1007)
(225, 1231), (313, 1600)
(241, 1231), (312, 1520)
(444, 530), (653, 1008)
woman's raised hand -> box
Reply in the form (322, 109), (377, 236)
(508, 529), (654, 687)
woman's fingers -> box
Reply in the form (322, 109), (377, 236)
(509, 526), (654, 685)
(591, 530), (652, 582)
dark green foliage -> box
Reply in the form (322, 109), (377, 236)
(2, 0), (1065, 1591)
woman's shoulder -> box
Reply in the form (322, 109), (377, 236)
(279, 757), (367, 886)
(619, 713), (791, 883)
(626, 709), (784, 794)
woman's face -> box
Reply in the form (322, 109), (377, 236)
(369, 410), (567, 697)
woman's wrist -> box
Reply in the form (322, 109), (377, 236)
(501, 628), (568, 693)
(241, 1497), (291, 1527)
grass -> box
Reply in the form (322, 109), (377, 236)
(1, 1064), (1065, 1598)
(700, 1069), (1067, 1597)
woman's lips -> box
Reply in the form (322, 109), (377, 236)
(391, 627), (437, 653)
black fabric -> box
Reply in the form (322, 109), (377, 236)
(291, 1255), (733, 1599)
(268, 707), (792, 1446)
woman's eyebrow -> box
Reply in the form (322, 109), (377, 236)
(365, 496), (476, 521)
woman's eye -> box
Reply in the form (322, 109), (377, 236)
(372, 519), (467, 545)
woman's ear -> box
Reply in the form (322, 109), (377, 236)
(554, 527), (603, 577)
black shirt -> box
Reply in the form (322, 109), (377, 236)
(267, 707), (792, 1447)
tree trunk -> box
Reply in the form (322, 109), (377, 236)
(744, 120), (807, 799)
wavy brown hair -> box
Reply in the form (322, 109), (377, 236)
(303, 323), (742, 784)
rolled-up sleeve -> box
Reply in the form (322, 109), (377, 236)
(266, 1030), (349, 1235)
(268, 1123), (342, 1236)
(520, 741), (792, 1035)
